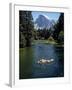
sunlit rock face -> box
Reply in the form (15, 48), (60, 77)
(34, 15), (55, 30)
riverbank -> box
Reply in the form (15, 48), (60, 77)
(20, 40), (64, 50)
(32, 40), (64, 47)
(32, 40), (57, 44)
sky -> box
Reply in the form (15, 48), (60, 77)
(32, 11), (61, 22)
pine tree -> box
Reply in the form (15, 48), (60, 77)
(53, 13), (64, 43)
(19, 11), (34, 47)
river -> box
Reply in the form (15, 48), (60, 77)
(19, 43), (64, 79)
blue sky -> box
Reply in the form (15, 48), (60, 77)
(32, 11), (61, 21)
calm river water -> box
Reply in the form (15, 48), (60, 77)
(19, 43), (64, 79)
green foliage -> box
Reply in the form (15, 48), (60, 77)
(58, 31), (64, 44)
(53, 13), (64, 44)
(48, 36), (54, 41)
(33, 28), (50, 40)
(19, 11), (34, 48)
(19, 32), (26, 48)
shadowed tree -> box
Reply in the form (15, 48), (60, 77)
(19, 11), (34, 47)
(53, 13), (64, 43)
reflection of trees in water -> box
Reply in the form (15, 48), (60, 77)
(54, 46), (64, 61)
(19, 47), (34, 79)
(53, 45), (64, 77)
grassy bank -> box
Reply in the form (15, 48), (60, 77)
(20, 39), (64, 50)
(32, 40), (58, 45)
(32, 39), (64, 47)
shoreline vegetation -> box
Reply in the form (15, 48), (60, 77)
(20, 39), (64, 51)
(32, 40), (64, 47)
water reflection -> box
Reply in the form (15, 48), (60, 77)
(19, 44), (64, 79)
(19, 47), (34, 79)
